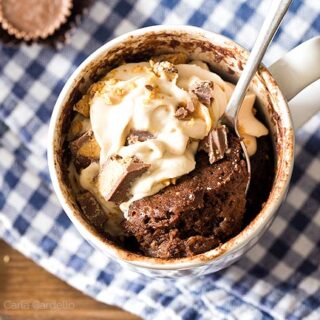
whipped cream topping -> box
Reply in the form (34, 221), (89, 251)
(79, 60), (268, 210)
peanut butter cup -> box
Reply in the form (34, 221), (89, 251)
(0, 0), (93, 49)
(0, 0), (72, 41)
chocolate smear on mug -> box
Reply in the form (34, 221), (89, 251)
(151, 52), (188, 65)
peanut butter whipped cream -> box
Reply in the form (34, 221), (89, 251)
(73, 57), (268, 215)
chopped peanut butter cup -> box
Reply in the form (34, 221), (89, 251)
(126, 129), (155, 145)
(69, 130), (100, 170)
(0, 0), (72, 41)
(97, 155), (151, 204)
(198, 125), (229, 164)
(77, 192), (107, 229)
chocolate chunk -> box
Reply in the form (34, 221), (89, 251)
(126, 129), (154, 145)
(190, 80), (214, 107)
(145, 84), (154, 91)
(77, 192), (107, 228)
(151, 52), (188, 65)
(69, 130), (100, 170)
(175, 95), (197, 120)
(97, 155), (150, 204)
(175, 106), (189, 120)
(198, 125), (229, 164)
(151, 61), (178, 81)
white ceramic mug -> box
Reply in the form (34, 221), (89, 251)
(48, 26), (320, 278)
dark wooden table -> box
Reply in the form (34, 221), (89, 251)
(0, 240), (141, 320)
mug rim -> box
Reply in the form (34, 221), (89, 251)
(48, 25), (294, 270)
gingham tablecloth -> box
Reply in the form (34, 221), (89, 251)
(1, 1), (319, 319)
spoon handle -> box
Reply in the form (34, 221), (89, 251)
(226, 0), (292, 122)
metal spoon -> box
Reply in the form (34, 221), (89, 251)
(225, 0), (292, 192)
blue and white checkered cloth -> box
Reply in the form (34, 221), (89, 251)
(1, 1), (319, 319)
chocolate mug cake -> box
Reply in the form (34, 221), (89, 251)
(64, 53), (274, 259)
